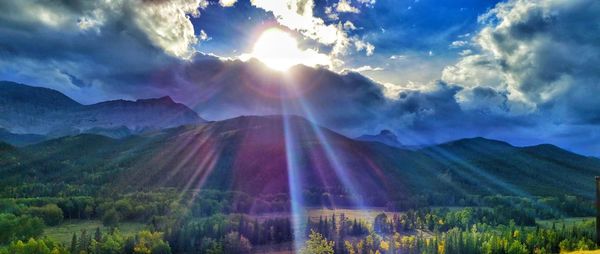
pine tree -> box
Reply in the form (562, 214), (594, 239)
(253, 219), (260, 244)
(79, 229), (89, 252)
(95, 227), (102, 242)
(70, 233), (77, 254)
(319, 216), (324, 235)
(239, 215), (245, 236)
(324, 217), (329, 238)
(306, 216), (313, 236)
(332, 213), (337, 236)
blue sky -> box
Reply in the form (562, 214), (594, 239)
(193, 0), (503, 85)
(1, 0), (599, 156)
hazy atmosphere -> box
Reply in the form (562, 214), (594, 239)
(2, 0), (600, 155)
(1, 1), (600, 254)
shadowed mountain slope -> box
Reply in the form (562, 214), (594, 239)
(1, 116), (599, 206)
(0, 81), (204, 138)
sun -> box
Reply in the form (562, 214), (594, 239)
(245, 28), (330, 71)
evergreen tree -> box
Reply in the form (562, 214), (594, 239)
(69, 233), (77, 254)
(95, 227), (102, 242)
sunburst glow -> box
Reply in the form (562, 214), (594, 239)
(245, 28), (330, 71)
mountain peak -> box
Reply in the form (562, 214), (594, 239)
(0, 81), (205, 137)
(438, 137), (514, 149)
(378, 129), (395, 137)
(0, 81), (81, 109)
(356, 129), (403, 147)
(136, 96), (175, 104)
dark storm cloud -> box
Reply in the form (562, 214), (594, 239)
(379, 82), (534, 145)
(155, 54), (526, 144)
(152, 53), (389, 133)
(0, 0), (204, 102)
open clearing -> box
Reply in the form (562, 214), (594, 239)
(306, 207), (403, 222)
(250, 207), (402, 224)
(536, 217), (594, 228)
(44, 220), (147, 244)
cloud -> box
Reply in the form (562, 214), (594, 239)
(450, 40), (468, 48)
(355, 40), (375, 56)
(151, 54), (388, 133)
(349, 66), (384, 72)
(249, 0), (373, 58)
(389, 55), (406, 60)
(324, 6), (339, 20)
(458, 49), (472, 56)
(0, 0), (208, 101)
(239, 28), (331, 70)
(439, 0), (600, 154)
(132, 0), (206, 58)
(219, 0), (238, 7)
(444, 0), (600, 120)
(249, 0), (338, 45)
(199, 29), (210, 41)
(336, 0), (360, 13)
(152, 54), (527, 145)
(356, 0), (376, 6)
(343, 21), (357, 30)
(2, 0), (600, 155)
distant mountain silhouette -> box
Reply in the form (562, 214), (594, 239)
(356, 129), (404, 148)
(0, 128), (46, 146)
(0, 81), (204, 140)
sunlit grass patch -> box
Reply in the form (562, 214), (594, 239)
(44, 220), (147, 244)
(537, 217), (594, 228)
(564, 250), (600, 254)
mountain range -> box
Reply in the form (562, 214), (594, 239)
(1, 81), (599, 207)
(0, 81), (203, 140)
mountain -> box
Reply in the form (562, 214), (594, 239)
(1, 115), (600, 207)
(0, 128), (46, 146)
(0, 81), (205, 137)
(356, 129), (404, 148)
(420, 137), (600, 198)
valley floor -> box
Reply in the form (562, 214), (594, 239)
(44, 220), (146, 244)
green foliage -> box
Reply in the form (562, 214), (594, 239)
(222, 232), (252, 254)
(128, 231), (171, 254)
(300, 230), (334, 254)
(0, 213), (44, 244)
(2, 128), (600, 209)
(0, 238), (68, 254)
(26, 204), (64, 226)
(101, 209), (120, 227)
(58, 228), (172, 254)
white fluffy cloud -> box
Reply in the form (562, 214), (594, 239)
(443, 0), (600, 119)
(336, 0), (360, 13)
(450, 40), (468, 48)
(0, 1), (207, 59)
(133, 0), (206, 58)
(250, 0), (374, 60)
(250, 0), (338, 44)
(350, 65), (384, 72)
(355, 40), (375, 56)
(219, 0), (238, 7)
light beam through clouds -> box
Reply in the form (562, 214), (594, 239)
(282, 98), (306, 253)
